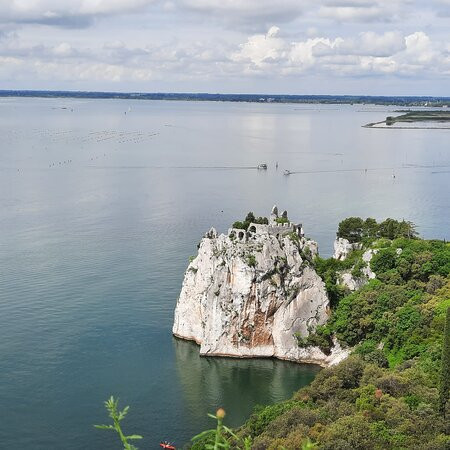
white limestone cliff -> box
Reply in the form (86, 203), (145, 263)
(333, 237), (362, 261)
(173, 207), (350, 366)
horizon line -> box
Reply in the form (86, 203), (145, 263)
(0, 89), (449, 99)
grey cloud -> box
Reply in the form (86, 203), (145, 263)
(0, 1), (157, 28)
(175, 0), (308, 30)
(319, 0), (411, 23)
(432, 0), (450, 16)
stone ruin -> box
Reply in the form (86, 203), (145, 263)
(227, 205), (305, 243)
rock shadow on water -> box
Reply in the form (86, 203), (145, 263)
(173, 337), (321, 429)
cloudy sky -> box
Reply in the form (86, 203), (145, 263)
(0, 1), (449, 95)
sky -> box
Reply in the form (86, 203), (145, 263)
(0, 0), (449, 95)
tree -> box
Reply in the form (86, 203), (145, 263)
(363, 218), (378, 239)
(244, 212), (256, 224)
(337, 217), (365, 243)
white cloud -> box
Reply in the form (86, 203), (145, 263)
(230, 28), (286, 67)
(404, 31), (436, 64)
(290, 38), (339, 69)
(318, 31), (406, 57)
(0, 0), (156, 26)
(230, 27), (449, 78)
(52, 42), (73, 56)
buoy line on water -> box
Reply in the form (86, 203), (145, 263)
(284, 163), (450, 176)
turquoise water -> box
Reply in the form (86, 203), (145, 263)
(0, 98), (448, 449)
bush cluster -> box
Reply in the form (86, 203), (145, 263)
(337, 217), (417, 243)
(233, 212), (268, 230)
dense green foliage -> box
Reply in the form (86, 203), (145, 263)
(307, 238), (449, 365)
(233, 212), (269, 230)
(237, 235), (450, 449)
(439, 307), (450, 416)
(337, 217), (417, 243)
(313, 250), (363, 307)
(238, 354), (449, 449)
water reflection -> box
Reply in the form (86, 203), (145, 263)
(173, 338), (320, 428)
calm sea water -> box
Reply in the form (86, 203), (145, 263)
(0, 98), (448, 449)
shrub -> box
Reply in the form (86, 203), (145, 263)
(232, 212), (268, 231)
(297, 325), (333, 354)
(317, 414), (376, 450)
(275, 217), (289, 224)
(259, 407), (318, 439)
(370, 247), (397, 274)
(363, 350), (389, 368)
(232, 221), (246, 229)
(243, 401), (301, 437)
(246, 254), (256, 267)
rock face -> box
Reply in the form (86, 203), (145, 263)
(337, 249), (377, 291)
(173, 207), (347, 366)
(333, 237), (362, 261)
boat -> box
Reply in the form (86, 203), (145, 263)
(284, 170), (291, 175)
(257, 163), (268, 170)
(160, 441), (176, 449)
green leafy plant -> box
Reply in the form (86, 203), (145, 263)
(94, 396), (142, 450)
(288, 232), (300, 242)
(191, 409), (252, 450)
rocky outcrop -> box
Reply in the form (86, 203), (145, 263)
(337, 249), (377, 291)
(333, 237), (362, 261)
(173, 207), (347, 366)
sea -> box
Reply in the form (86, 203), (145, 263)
(0, 97), (448, 449)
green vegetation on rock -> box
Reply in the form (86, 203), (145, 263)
(233, 212), (269, 230)
(275, 217), (290, 225)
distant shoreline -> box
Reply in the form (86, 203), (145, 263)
(0, 90), (449, 107)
